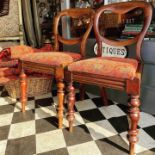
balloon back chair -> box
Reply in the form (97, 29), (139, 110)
(19, 8), (94, 129)
(66, 2), (152, 155)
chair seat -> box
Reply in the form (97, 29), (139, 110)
(20, 52), (74, 67)
(0, 60), (18, 68)
(63, 52), (82, 61)
(0, 76), (18, 84)
(68, 57), (138, 80)
(0, 67), (19, 77)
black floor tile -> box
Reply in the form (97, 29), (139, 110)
(117, 104), (128, 114)
(109, 116), (129, 133)
(92, 97), (114, 107)
(62, 125), (93, 146)
(35, 98), (53, 108)
(38, 148), (69, 155)
(75, 92), (89, 101)
(0, 125), (10, 140)
(0, 104), (14, 115)
(12, 110), (35, 124)
(96, 135), (129, 155)
(36, 117), (58, 134)
(143, 125), (155, 140)
(5, 135), (36, 155)
(79, 108), (105, 123)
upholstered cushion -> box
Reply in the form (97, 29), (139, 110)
(68, 57), (138, 80)
(10, 45), (34, 59)
(0, 67), (19, 77)
(0, 60), (18, 68)
(20, 52), (74, 67)
(63, 52), (82, 61)
(0, 76), (18, 84)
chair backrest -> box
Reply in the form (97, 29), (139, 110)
(94, 1), (152, 61)
(53, 8), (95, 58)
(0, 0), (24, 46)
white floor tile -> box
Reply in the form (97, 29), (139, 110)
(86, 120), (118, 140)
(67, 141), (102, 155)
(75, 99), (97, 111)
(35, 106), (57, 119)
(120, 129), (155, 154)
(63, 112), (85, 127)
(35, 93), (52, 100)
(0, 97), (16, 106)
(0, 140), (7, 155)
(36, 129), (66, 153)
(139, 112), (155, 128)
(8, 120), (35, 139)
(14, 100), (35, 112)
(99, 105), (126, 119)
(0, 113), (13, 127)
(86, 92), (99, 99)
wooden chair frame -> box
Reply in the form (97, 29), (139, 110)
(66, 2), (152, 155)
(19, 8), (94, 129)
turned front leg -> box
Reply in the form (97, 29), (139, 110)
(57, 78), (65, 129)
(67, 82), (75, 132)
(128, 95), (140, 155)
(20, 70), (27, 113)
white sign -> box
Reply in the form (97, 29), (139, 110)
(94, 42), (127, 58)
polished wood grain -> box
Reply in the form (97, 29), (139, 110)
(66, 2), (152, 155)
(19, 8), (94, 129)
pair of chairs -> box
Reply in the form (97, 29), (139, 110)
(19, 2), (152, 155)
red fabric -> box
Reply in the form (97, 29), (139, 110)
(10, 45), (34, 59)
(0, 59), (18, 68)
(0, 76), (18, 84)
(20, 52), (74, 67)
(0, 44), (54, 60)
(63, 52), (82, 61)
(68, 57), (138, 80)
(0, 67), (19, 77)
(0, 48), (11, 60)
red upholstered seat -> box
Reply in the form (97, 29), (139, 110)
(20, 52), (74, 67)
(0, 67), (19, 77)
(63, 52), (82, 61)
(0, 59), (18, 68)
(68, 57), (138, 80)
(10, 45), (34, 59)
(0, 76), (18, 84)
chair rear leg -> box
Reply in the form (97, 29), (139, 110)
(100, 87), (108, 106)
(67, 81), (75, 132)
(20, 70), (27, 113)
(79, 83), (85, 100)
(128, 95), (140, 155)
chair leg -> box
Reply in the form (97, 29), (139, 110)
(57, 78), (65, 129)
(20, 71), (27, 113)
(100, 87), (108, 106)
(128, 95), (140, 155)
(79, 83), (85, 100)
(67, 81), (75, 132)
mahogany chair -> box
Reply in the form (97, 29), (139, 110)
(19, 8), (94, 129)
(66, 2), (152, 155)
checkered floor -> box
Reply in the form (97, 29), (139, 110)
(0, 86), (155, 155)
